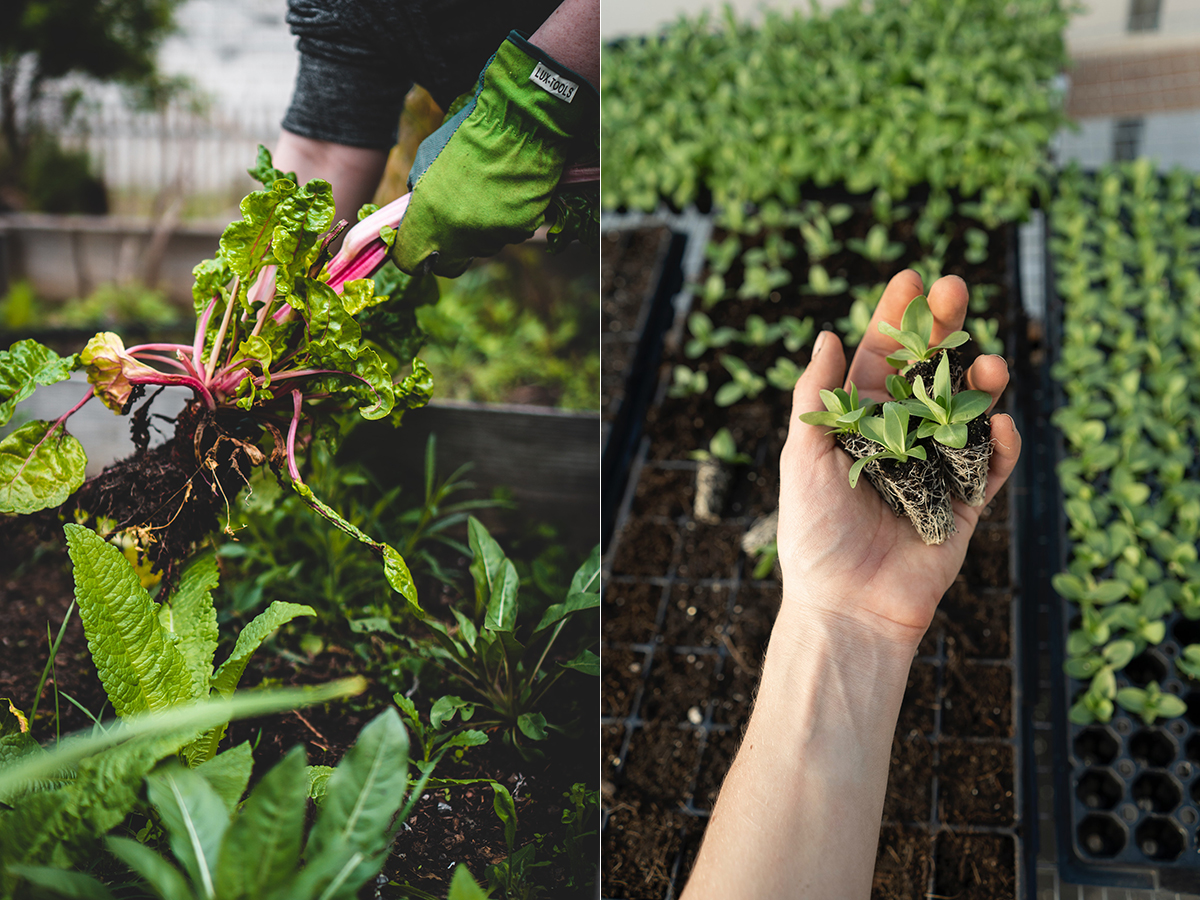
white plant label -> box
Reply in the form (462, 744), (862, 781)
(529, 62), (578, 103)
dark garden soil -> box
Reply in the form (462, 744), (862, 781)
(1, 516), (595, 900)
(601, 208), (1025, 899)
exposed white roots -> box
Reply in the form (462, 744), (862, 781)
(694, 457), (732, 524)
(937, 440), (994, 507)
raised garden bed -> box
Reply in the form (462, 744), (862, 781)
(600, 203), (1032, 899)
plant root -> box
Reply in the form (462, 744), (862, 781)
(837, 432), (905, 518)
(872, 457), (956, 545)
(937, 440), (993, 506)
(65, 399), (265, 586)
(694, 458), (732, 524)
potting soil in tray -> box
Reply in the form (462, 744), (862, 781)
(601, 213), (1030, 899)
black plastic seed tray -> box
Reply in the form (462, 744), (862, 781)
(601, 227), (687, 548)
(603, 220), (1035, 899)
(1040, 232), (1200, 891)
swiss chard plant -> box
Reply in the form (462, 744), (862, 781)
(0, 147), (435, 612)
(416, 517), (599, 757)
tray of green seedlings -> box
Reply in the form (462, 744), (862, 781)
(1047, 160), (1200, 889)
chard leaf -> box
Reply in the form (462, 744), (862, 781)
(195, 742), (253, 814)
(430, 696), (475, 730)
(215, 746), (307, 900)
(301, 709), (410, 898)
(210, 601), (316, 699)
(192, 259), (232, 313)
(484, 560), (520, 633)
(0, 340), (77, 427)
(468, 517), (509, 613)
(65, 524), (195, 718)
(289, 480), (420, 614)
(393, 358), (435, 417)
(569, 544), (601, 595)
(80, 332), (165, 412)
(339, 279), (383, 316)
(0, 420), (86, 514)
(146, 764), (229, 899)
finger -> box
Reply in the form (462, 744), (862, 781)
(846, 269), (924, 390)
(925, 275), (969, 348)
(786, 330), (847, 458)
(965, 354), (1010, 415)
(981, 414), (1021, 508)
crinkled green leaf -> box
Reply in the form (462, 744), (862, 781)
(65, 524), (195, 719)
(430, 696), (475, 731)
(0, 340), (77, 427)
(210, 601), (316, 699)
(339, 279), (383, 316)
(0, 420), (86, 515)
(80, 332), (161, 412)
(158, 551), (220, 699)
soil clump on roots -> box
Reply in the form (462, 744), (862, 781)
(65, 397), (273, 586)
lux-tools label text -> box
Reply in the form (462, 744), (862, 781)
(529, 62), (578, 102)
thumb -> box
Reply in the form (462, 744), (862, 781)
(787, 330), (847, 452)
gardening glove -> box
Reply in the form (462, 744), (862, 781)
(391, 30), (599, 278)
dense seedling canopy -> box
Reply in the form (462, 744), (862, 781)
(1050, 161), (1200, 725)
(601, 0), (1070, 219)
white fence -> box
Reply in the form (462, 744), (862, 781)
(58, 102), (284, 212)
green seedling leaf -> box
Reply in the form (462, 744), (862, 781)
(517, 712), (549, 741)
(0, 420), (87, 514)
(491, 783), (518, 850)
(535, 590), (600, 633)
(561, 649), (600, 676)
(430, 696), (475, 730)
(447, 864), (490, 900)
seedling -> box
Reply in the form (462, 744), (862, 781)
(803, 264), (848, 296)
(846, 223), (904, 263)
(1115, 680), (1187, 725)
(714, 355), (766, 406)
(850, 403), (927, 489)
(685, 311), (737, 359)
(1176, 645), (1200, 680)
(690, 427), (752, 466)
(968, 316), (1004, 355)
(797, 382), (875, 435)
(879, 295), (969, 371)
(766, 357), (803, 391)
(669, 365), (708, 398)
(907, 353), (992, 448)
(1069, 666), (1116, 725)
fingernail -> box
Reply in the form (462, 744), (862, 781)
(813, 330), (830, 357)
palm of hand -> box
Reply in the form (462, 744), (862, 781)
(777, 271), (1020, 645)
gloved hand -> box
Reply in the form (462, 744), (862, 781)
(390, 30), (598, 277)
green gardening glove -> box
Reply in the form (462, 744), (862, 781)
(391, 30), (599, 277)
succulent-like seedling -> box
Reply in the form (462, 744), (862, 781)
(1115, 680), (1187, 725)
(907, 353), (992, 448)
(797, 382), (875, 435)
(879, 295), (969, 371)
(849, 403), (927, 488)
(1176, 645), (1200, 680)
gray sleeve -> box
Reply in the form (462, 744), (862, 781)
(280, 0), (412, 149)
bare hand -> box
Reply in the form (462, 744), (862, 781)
(777, 270), (1021, 647)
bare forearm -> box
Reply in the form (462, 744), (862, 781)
(274, 130), (389, 226)
(530, 0), (599, 88)
(683, 601), (917, 900)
